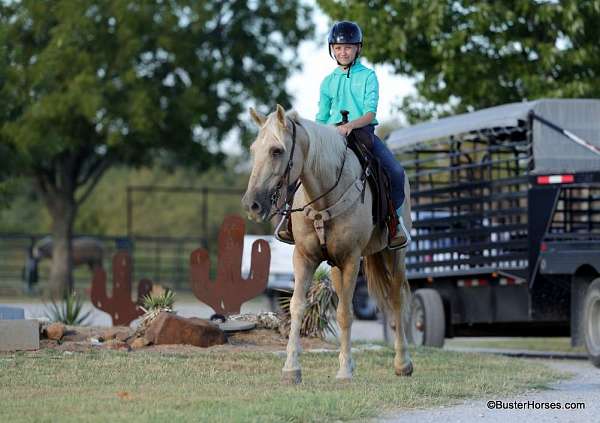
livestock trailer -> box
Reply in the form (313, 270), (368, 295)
(387, 99), (600, 367)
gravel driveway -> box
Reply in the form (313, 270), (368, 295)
(377, 359), (600, 423)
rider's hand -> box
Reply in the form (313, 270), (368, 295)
(336, 123), (353, 136)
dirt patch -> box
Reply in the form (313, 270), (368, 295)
(35, 325), (336, 355)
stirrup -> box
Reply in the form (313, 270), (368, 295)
(275, 216), (295, 245)
(388, 235), (409, 250)
(388, 215), (411, 250)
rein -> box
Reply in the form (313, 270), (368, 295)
(269, 119), (349, 220)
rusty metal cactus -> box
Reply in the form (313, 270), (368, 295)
(91, 251), (152, 326)
(190, 214), (270, 316)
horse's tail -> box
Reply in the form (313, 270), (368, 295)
(363, 249), (411, 320)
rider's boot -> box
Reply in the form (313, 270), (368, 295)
(275, 215), (295, 244)
(389, 204), (411, 250)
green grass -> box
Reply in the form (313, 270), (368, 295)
(0, 346), (565, 422)
(446, 337), (586, 353)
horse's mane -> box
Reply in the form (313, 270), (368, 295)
(287, 111), (347, 182)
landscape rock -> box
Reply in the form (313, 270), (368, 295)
(100, 328), (131, 342)
(104, 339), (131, 351)
(144, 312), (227, 348)
(36, 317), (51, 336)
(61, 328), (90, 342)
(230, 312), (281, 330)
(129, 337), (151, 350)
(115, 331), (131, 342)
(46, 323), (65, 340)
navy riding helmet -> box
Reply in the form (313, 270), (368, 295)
(328, 21), (363, 77)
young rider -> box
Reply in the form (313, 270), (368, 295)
(277, 21), (410, 249)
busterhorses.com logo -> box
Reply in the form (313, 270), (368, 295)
(487, 400), (586, 411)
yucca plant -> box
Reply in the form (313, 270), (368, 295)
(136, 285), (176, 337)
(141, 287), (176, 311)
(45, 291), (91, 325)
(279, 266), (338, 339)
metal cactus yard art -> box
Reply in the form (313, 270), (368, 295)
(190, 215), (270, 317)
(91, 251), (152, 326)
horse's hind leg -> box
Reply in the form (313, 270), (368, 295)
(332, 258), (360, 381)
(389, 253), (413, 376)
(282, 251), (317, 384)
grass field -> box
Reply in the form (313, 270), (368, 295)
(0, 345), (565, 422)
(446, 337), (586, 353)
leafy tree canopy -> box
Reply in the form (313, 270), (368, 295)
(0, 0), (312, 294)
(1, 0), (312, 190)
(318, 0), (600, 120)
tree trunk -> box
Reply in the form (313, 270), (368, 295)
(34, 153), (109, 298)
(48, 197), (77, 298)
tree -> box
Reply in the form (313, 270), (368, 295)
(0, 145), (17, 208)
(318, 0), (600, 119)
(0, 0), (312, 296)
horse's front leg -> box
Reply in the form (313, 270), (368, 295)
(282, 250), (317, 384)
(332, 258), (360, 381)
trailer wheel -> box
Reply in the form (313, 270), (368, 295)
(407, 289), (445, 348)
(352, 281), (378, 320)
(584, 278), (600, 368)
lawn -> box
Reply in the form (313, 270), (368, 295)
(446, 337), (586, 353)
(0, 345), (565, 422)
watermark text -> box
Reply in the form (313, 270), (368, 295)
(486, 400), (585, 411)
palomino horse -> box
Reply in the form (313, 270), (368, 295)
(242, 105), (413, 383)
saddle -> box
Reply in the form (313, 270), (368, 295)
(346, 127), (399, 238)
(276, 118), (399, 259)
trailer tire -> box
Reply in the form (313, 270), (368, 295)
(583, 278), (600, 368)
(352, 281), (378, 320)
(407, 289), (445, 348)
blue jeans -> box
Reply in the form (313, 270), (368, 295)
(364, 125), (405, 209)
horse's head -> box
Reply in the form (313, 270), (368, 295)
(242, 104), (303, 221)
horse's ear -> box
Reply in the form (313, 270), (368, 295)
(249, 107), (267, 127)
(276, 104), (286, 127)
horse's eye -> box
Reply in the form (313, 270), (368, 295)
(271, 147), (283, 158)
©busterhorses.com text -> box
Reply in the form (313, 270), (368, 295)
(486, 400), (585, 411)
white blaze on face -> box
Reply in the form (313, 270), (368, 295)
(243, 107), (290, 220)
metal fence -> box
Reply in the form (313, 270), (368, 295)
(0, 234), (209, 296)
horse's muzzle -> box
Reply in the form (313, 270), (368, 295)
(242, 190), (272, 222)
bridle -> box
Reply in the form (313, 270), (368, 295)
(268, 119), (349, 221)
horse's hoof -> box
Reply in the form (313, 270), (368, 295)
(395, 361), (413, 377)
(336, 369), (353, 382)
(282, 369), (302, 384)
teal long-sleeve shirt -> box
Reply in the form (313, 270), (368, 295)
(315, 59), (379, 126)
